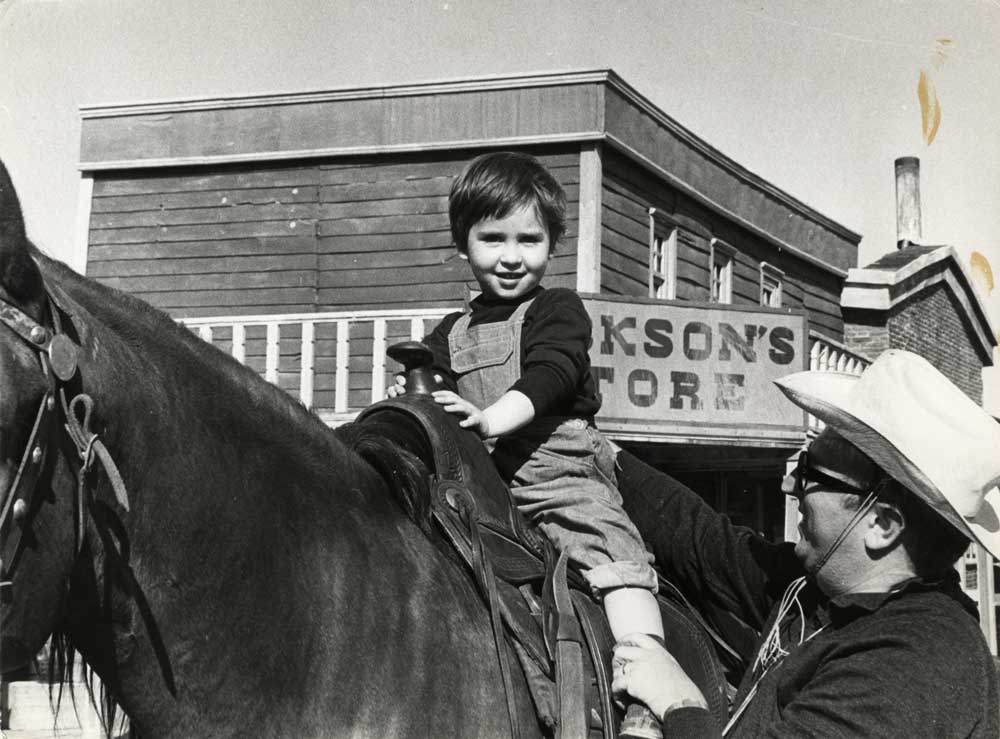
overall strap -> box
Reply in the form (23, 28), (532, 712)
(448, 297), (537, 411)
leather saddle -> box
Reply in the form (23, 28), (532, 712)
(354, 394), (731, 738)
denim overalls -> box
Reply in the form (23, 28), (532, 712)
(448, 298), (657, 594)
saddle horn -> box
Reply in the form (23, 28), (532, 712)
(386, 341), (440, 396)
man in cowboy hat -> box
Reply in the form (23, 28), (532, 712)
(610, 349), (1000, 737)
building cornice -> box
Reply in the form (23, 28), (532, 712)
(77, 132), (604, 171)
(840, 245), (997, 363)
(79, 69), (615, 118)
(603, 134), (848, 278)
(599, 71), (860, 244)
(78, 69), (859, 249)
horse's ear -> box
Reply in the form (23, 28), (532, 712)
(0, 159), (44, 311)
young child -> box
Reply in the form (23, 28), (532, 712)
(391, 151), (664, 738)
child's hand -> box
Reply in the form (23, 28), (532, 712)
(386, 374), (406, 398)
(432, 390), (491, 438)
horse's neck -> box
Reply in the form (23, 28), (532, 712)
(48, 261), (420, 728)
(48, 258), (353, 497)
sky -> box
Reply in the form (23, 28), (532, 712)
(1, 0), (998, 410)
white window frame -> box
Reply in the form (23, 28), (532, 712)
(647, 209), (678, 300)
(709, 238), (735, 304)
(760, 262), (784, 307)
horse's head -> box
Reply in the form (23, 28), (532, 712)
(0, 159), (80, 672)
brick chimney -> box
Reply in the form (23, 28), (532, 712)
(840, 157), (996, 402)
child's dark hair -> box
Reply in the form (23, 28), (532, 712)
(449, 151), (567, 252)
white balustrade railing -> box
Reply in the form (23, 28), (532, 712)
(181, 314), (873, 434)
(180, 308), (451, 424)
(806, 331), (870, 434)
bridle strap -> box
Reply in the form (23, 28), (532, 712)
(0, 287), (130, 600)
(0, 391), (54, 527)
(60, 391), (130, 513)
(0, 299), (55, 352)
(0, 297), (62, 598)
(0, 391), (55, 595)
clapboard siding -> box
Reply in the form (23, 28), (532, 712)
(89, 237), (317, 261)
(88, 254), (316, 278)
(600, 227), (645, 296)
(92, 185), (320, 213)
(731, 254), (760, 304)
(97, 270), (316, 293)
(317, 213), (449, 236)
(88, 161), (320, 316)
(597, 148), (844, 338)
(602, 206), (649, 248)
(141, 287), (316, 310)
(318, 247), (458, 271)
(318, 232), (454, 254)
(601, 151), (718, 300)
(87, 146), (582, 317)
(676, 230), (710, 302)
(90, 220), (312, 245)
(93, 167), (320, 195)
(781, 275), (805, 310)
(603, 83), (859, 271)
(91, 202), (318, 229)
(317, 282), (468, 307)
(798, 267), (845, 339)
(313, 147), (579, 311)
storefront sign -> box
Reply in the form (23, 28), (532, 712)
(583, 296), (808, 442)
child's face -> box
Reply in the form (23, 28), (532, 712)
(462, 204), (551, 301)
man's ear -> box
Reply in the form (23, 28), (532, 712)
(865, 501), (906, 551)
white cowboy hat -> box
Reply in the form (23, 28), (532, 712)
(774, 349), (1000, 559)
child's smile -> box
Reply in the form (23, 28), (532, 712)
(462, 204), (550, 300)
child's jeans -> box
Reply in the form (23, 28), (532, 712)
(491, 417), (658, 596)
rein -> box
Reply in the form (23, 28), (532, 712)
(0, 286), (130, 600)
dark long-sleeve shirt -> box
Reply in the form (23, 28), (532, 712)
(615, 451), (999, 738)
(423, 286), (601, 418)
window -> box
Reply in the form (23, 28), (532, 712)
(648, 208), (677, 300)
(709, 238), (734, 304)
(760, 262), (784, 307)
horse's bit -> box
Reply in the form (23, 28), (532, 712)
(0, 286), (129, 600)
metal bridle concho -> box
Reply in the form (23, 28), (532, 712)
(0, 288), (130, 600)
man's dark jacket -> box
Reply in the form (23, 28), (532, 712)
(616, 451), (999, 738)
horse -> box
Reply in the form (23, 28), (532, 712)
(0, 158), (544, 737)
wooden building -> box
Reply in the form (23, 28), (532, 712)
(75, 69), (867, 541)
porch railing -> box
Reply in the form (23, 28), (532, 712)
(181, 315), (875, 428)
(806, 331), (870, 433)
(179, 308), (452, 424)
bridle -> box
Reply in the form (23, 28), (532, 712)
(0, 284), (130, 601)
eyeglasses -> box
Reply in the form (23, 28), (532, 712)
(787, 451), (869, 501)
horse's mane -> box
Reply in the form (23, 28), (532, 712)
(46, 632), (132, 739)
(28, 245), (380, 739)
(33, 245), (332, 443)
(335, 417), (434, 536)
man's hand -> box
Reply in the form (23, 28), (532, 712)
(386, 374), (407, 398)
(612, 633), (708, 721)
(432, 390), (491, 438)
(386, 372), (444, 398)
